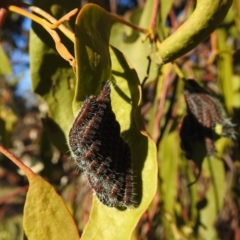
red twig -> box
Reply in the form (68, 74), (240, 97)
(169, 8), (178, 30)
(0, 145), (34, 176)
(0, 185), (29, 205)
(150, 0), (160, 30)
(152, 65), (173, 142)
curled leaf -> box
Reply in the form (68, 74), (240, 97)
(74, 4), (157, 239)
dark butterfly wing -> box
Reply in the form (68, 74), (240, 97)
(69, 82), (135, 208)
(180, 79), (236, 159)
(184, 79), (236, 139)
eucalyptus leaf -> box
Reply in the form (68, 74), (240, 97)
(74, 4), (157, 239)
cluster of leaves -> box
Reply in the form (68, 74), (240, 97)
(1, 0), (240, 239)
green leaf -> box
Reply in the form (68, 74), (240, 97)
(110, 1), (159, 82)
(1, 147), (80, 240)
(199, 139), (227, 239)
(30, 0), (78, 152)
(0, 46), (12, 75)
(216, 28), (234, 114)
(232, 75), (240, 108)
(74, 4), (157, 239)
(159, 129), (178, 216)
(158, 129), (179, 238)
(0, 107), (17, 147)
(23, 173), (80, 240)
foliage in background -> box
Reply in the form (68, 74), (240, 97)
(0, 0), (240, 239)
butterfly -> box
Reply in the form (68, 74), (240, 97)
(180, 79), (236, 158)
(69, 82), (135, 208)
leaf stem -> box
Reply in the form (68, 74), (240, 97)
(41, 24), (76, 70)
(7, 5), (75, 42)
(150, 0), (159, 30)
(207, 32), (218, 65)
(207, 157), (220, 213)
(112, 14), (148, 34)
(7, 4), (76, 67)
(0, 7), (8, 28)
(0, 145), (34, 176)
(141, 56), (152, 86)
(29, 6), (76, 42)
(173, 63), (186, 80)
